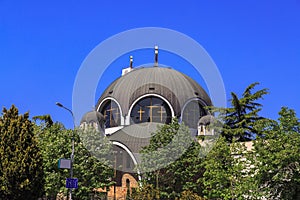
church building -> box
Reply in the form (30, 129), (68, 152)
(80, 47), (214, 199)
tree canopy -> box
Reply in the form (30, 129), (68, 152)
(1, 82), (299, 200)
(36, 119), (114, 200)
(137, 119), (204, 199)
(0, 105), (44, 200)
(254, 107), (300, 199)
(213, 82), (268, 142)
(134, 83), (300, 200)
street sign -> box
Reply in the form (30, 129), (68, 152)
(66, 178), (78, 189)
(58, 158), (71, 169)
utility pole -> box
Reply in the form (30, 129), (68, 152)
(56, 102), (75, 200)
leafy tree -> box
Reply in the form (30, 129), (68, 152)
(201, 136), (232, 199)
(131, 183), (159, 200)
(254, 107), (300, 199)
(76, 125), (114, 199)
(36, 118), (114, 200)
(202, 136), (260, 200)
(138, 119), (204, 199)
(213, 82), (268, 142)
(230, 141), (260, 200)
(32, 114), (53, 128)
(179, 190), (206, 200)
(0, 105), (44, 200)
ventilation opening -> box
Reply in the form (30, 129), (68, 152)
(194, 92), (199, 96)
(109, 90), (113, 94)
(149, 87), (155, 90)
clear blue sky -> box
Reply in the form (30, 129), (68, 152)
(1, 1), (299, 128)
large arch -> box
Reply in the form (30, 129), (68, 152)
(126, 93), (175, 125)
(111, 141), (141, 181)
(180, 97), (209, 128)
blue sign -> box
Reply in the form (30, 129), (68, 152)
(66, 178), (78, 189)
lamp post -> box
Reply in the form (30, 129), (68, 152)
(56, 102), (75, 200)
(112, 150), (122, 200)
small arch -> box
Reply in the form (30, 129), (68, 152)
(97, 97), (123, 128)
(181, 98), (208, 129)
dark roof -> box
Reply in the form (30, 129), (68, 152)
(107, 122), (161, 155)
(80, 111), (105, 124)
(198, 115), (215, 125)
(96, 67), (212, 116)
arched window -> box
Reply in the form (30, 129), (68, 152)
(99, 100), (121, 128)
(130, 96), (172, 124)
(182, 100), (206, 129)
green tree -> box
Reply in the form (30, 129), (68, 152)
(254, 107), (300, 199)
(201, 136), (232, 199)
(36, 118), (114, 200)
(213, 82), (268, 142)
(0, 105), (44, 200)
(138, 119), (204, 199)
(131, 183), (159, 200)
(202, 136), (259, 200)
(179, 190), (206, 200)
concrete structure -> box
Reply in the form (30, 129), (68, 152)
(80, 48), (213, 199)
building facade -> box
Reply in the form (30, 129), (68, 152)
(80, 50), (213, 199)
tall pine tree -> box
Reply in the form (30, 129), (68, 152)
(0, 105), (44, 199)
(213, 82), (268, 142)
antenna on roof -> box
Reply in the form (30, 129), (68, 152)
(154, 45), (158, 67)
(129, 55), (133, 69)
(122, 56), (134, 76)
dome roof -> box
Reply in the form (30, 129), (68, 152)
(108, 122), (160, 155)
(80, 110), (105, 124)
(96, 67), (212, 117)
(198, 115), (215, 126)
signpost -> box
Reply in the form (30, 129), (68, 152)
(58, 158), (71, 169)
(66, 178), (78, 189)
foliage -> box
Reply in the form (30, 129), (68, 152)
(0, 105), (44, 199)
(95, 83), (299, 200)
(138, 119), (204, 199)
(36, 119), (114, 200)
(32, 114), (53, 128)
(213, 82), (268, 142)
(202, 137), (261, 200)
(126, 186), (131, 200)
(131, 186), (207, 200)
(179, 190), (206, 200)
(254, 107), (300, 199)
(201, 136), (232, 199)
(2, 83), (299, 200)
(131, 183), (160, 200)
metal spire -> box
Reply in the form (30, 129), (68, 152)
(154, 45), (158, 67)
(129, 55), (133, 68)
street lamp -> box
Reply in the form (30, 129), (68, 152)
(112, 150), (122, 200)
(56, 102), (75, 200)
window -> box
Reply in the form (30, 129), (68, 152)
(182, 100), (206, 129)
(100, 100), (121, 128)
(130, 96), (172, 124)
(126, 154), (131, 169)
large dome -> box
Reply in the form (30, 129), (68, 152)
(96, 67), (212, 117)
